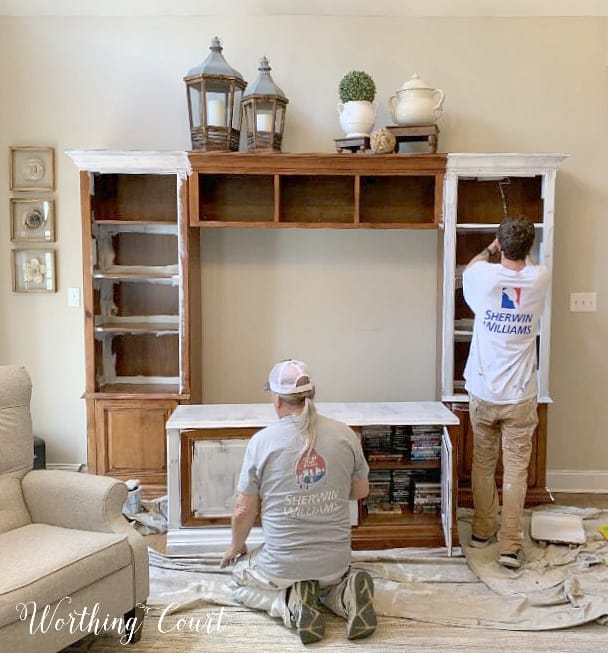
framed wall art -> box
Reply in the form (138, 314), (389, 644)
(9, 146), (55, 191)
(10, 198), (55, 243)
(11, 248), (56, 293)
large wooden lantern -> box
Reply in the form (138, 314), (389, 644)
(241, 57), (288, 152)
(184, 37), (246, 151)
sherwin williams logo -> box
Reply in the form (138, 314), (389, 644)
(501, 287), (521, 309)
(295, 449), (326, 489)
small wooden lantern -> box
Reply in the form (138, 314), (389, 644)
(184, 37), (247, 151)
(241, 57), (288, 152)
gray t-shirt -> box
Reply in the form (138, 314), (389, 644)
(237, 412), (369, 580)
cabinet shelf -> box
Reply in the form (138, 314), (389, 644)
(93, 220), (177, 228)
(368, 460), (440, 471)
(359, 511), (442, 526)
(94, 319), (179, 334)
(87, 383), (182, 398)
(93, 267), (178, 281)
(456, 223), (500, 230)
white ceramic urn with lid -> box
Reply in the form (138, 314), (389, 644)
(389, 73), (445, 126)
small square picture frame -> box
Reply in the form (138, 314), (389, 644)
(9, 146), (55, 191)
(10, 197), (56, 243)
(11, 248), (56, 293)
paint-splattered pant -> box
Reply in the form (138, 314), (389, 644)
(469, 394), (538, 554)
(230, 546), (350, 626)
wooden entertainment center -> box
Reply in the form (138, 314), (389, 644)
(67, 149), (565, 549)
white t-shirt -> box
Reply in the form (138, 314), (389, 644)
(462, 261), (550, 404)
(237, 413), (369, 580)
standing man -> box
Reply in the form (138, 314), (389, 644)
(463, 216), (550, 569)
(220, 359), (376, 644)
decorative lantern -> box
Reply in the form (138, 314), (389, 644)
(241, 57), (288, 152)
(184, 37), (247, 151)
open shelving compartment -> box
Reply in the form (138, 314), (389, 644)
(90, 172), (183, 396)
(449, 174), (546, 397)
(188, 152), (446, 229)
(440, 153), (567, 508)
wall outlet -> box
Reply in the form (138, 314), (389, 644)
(67, 287), (81, 308)
(570, 292), (597, 312)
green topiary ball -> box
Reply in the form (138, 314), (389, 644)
(338, 70), (376, 103)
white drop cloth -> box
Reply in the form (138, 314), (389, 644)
(147, 506), (608, 630)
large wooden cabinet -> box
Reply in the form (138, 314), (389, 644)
(67, 151), (201, 496)
(69, 150), (564, 530)
(439, 153), (566, 505)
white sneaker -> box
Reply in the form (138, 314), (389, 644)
(498, 550), (524, 570)
(287, 580), (325, 644)
(342, 571), (376, 640)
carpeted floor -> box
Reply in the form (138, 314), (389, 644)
(62, 495), (608, 652)
(65, 606), (608, 652)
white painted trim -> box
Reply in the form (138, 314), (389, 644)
(447, 153), (568, 176)
(46, 463), (85, 472)
(546, 470), (608, 493)
(440, 173), (458, 399)
(65, 150), (191, 176)
(167, 526), (264, 555)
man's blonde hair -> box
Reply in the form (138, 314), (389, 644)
(277, 387), (318, 470)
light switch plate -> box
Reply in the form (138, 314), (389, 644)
(570, 292), (596, 312)
(67, 287), (81, 307)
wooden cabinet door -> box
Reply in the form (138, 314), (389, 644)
(94, 398), (178, 496)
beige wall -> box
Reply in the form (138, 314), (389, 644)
(1, 10), (607, 487)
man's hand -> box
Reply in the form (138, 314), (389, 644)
(487, 238), (500, 255)
(467, 237), (501, 268)
(220, 543), (248, 568)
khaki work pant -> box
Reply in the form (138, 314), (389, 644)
(469, 394), (538, 554)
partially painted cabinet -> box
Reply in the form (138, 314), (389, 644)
(67, 151), (201, 495)
(165, 402), (459, 555)
(68, 150), (565, 514)
(439, 153), (566, 504)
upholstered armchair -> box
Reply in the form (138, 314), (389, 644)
(0, 366), (149, 653)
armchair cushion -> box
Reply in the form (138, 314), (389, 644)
(0, 477), (31, 535)
(0, 523), (132, 629)
(22, 469), (149, 605)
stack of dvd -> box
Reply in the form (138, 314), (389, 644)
(391, 470), (413, 511)
(366, 470), (392, 513)
(410, 425), (442, 462)
(362, 425), (403, 462)
(392, 425), (411, 458)
(412, 480), (441, 514)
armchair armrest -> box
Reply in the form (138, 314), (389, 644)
(22, 469), (127, 532)
(22, 469), (149, 603)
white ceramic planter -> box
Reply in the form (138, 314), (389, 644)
(338, 100), (376, 137)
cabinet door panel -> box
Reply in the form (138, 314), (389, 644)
(95, 399), (177, 479)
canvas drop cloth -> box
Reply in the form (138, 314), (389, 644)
(147, 506), (608, 630)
